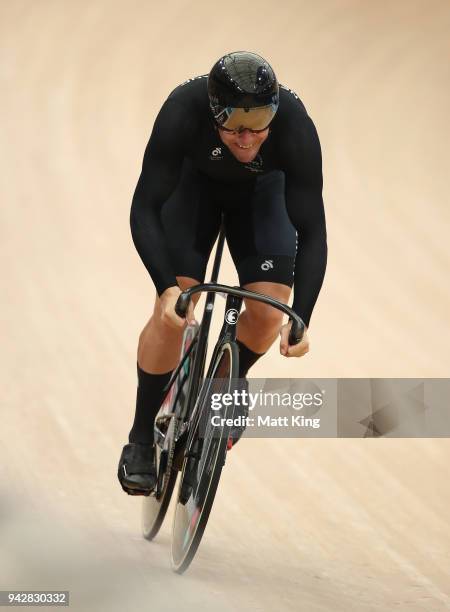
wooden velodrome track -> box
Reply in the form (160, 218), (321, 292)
(1, 1), (449, 610)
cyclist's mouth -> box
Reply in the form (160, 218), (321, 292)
(231, 142), (260, 162)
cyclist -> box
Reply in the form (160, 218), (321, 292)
(118, 51), (327, 495)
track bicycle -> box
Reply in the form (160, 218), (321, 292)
(141, 219), (305, 573)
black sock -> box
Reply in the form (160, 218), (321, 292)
(236, 339), (265, 378)
(128, 364), (173, 444)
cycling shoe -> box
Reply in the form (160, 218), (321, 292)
(118, 443), (157, 496)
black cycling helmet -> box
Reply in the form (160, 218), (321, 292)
(207, 51), (279, 132)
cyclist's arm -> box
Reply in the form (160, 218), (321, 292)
(130, 99), (196, 296)
(283, 116), (327, 328)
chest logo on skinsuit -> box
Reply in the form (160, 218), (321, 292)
(209, 147), (223, 161)
(244, 153), (264, 173)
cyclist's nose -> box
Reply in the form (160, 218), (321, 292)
(236, 129), (254, 144)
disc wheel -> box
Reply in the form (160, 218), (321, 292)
(171, 341), (238, 573)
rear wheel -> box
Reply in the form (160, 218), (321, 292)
(171, 341), (238, 573)
(142, 323), (198, 541)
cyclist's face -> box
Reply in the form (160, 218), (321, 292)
(218, 127), (269, 163)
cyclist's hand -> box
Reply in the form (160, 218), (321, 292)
(279, 322), (309, 358)
(159, 286), (196, 329)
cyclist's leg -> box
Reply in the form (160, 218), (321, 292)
(128, 276), (201, 445)
(120, 277), (202, 494)
(119, 161), (221, 493)
(131, 161), (221, 436)
(137, 276), (201, 376)
(225, 170), (296, 373)
(223, 171), (296, 445)
(133, 160), (220, 432)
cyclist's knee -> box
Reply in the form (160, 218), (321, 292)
(139, 279), (201, 344)
(244, 302), (284, 333)
(242, 282), (290, 334)
(176, 276), (200, 292)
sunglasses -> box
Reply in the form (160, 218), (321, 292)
(213, 104), (277, 134)
(217, 124), (269, 134)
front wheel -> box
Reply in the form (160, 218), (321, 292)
(171, 341), (238, 573)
